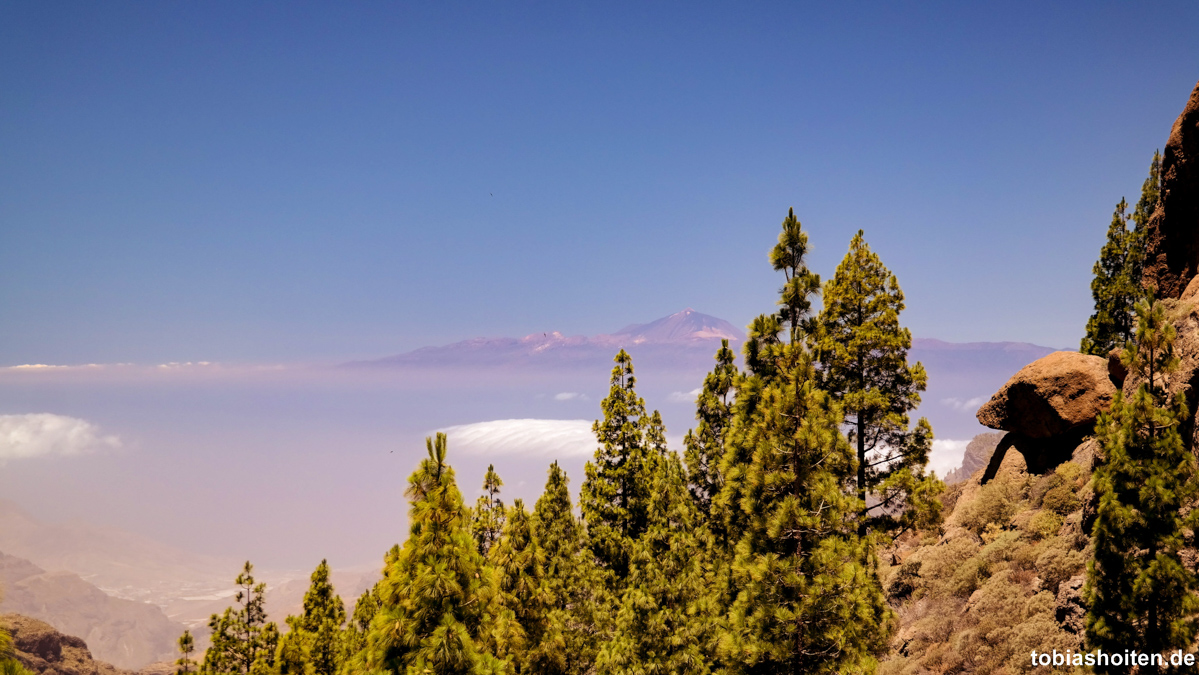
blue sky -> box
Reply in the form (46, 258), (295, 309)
(3, 3), (1199, 569)
(3, 2), (1198, 365)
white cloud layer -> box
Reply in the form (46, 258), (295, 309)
(942, 396), (987, 412)
(440, 419), (595, 458)
(553, 392), (586, 401)
(928, 438), (971, 476)
(668, 388), (702, 403)
(0, 413), (122, 461)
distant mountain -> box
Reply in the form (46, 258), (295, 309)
(0, 499), (233, 608)
(0, 499), (377, 655)
(611, 309), (743, 343)
(0, 553), (182, 670)
(348, 309), (743, 371)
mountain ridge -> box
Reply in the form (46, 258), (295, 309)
(348, 309), (1059, 372)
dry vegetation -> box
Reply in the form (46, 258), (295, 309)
(879, 441), (1094, 675)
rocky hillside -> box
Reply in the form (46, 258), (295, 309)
(943, 432), (1003, 485)
(2, 613), (177, 675)
(0, 553), (182, 670)
(880, 347), (1110, 674)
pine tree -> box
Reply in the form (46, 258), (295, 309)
(488, 499), (548, 673)
(1085, 299), (1199, 670)
(529, 461), (606, 675)
(684, 339), (738, 523)
(580, 350), (661, 581)
(1132, 149), (1162, 233)
(361, 433), (504, 674)
(714, 209), (892, 673)
(176, 631), (196, 675)
(340, 583), (382, 669)
(279, 560), (345, 675)
(713, 208), (819, 552)
(597, 452), (713, 675)
(201, 562), (279, 675)
(275, 630), (308, 675)
(815, 230), (942, 536)
(1082, 199), (1140, 355)
(472, 465), (506, 557)
(1083, 151), (1160, 356)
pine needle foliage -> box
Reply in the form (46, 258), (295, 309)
(684, 338), (738, 524)
(815, 230), (942, 536)
(278, 560), (346, 675)
(598, 452), (714, 675)
(340, 584), (382, 669)
(488, 499), (548, 673)
(581, 350), (664, 582)
(713, 210), (892, 674)
(529, 462), (607, 675)
(361, 433), (505, 675)
(472, 465), (506, 557)
(1085, 299), (1199, 669)
(719, 344), (891, 674)
(1082, 151), (1159, 355)
(201, 562), (279, 675)
(176, 631), (196, 675)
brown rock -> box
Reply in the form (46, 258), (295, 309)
(1141, 79), (1199, 298)
(0, 552), (183, 670)
(943, 432), (1004, 485)
(1107, 347), (1127, 388)
(976, 351), (1115, 439)
(3, 613), (131, 675)
(1054, 575), (1086, 635)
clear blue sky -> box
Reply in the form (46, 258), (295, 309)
(3, 2), (1199, 364)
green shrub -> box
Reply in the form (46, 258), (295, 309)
(1027, 510), (1063, 539)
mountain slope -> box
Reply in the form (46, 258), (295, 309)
(0, 499), (232, 607)
(0, 553), (182, 670)
(610, 308), (743, 343)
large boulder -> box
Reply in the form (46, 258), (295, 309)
(1142, 79), (1199, 298)
(976, 351), (1116, 439)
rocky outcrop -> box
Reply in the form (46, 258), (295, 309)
(0, 553), (182, 670)
(1054, 575), (1086, 636)
(976, 351), (1116, 439)
(944, 432), (1005, 484)
(4, 613), (128, 675)
(1141, 79), (1199, 299)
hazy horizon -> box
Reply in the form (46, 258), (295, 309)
(3, 1), (1198, 573)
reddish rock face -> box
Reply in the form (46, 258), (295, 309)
(976, 351), (1116, 439)
(1142, 79), (1199, 298)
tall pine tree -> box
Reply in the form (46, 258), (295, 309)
(529, 462), (606, 675)
(277, 560), (346, 675)
(1085, 299), (1199, 671)
(714, 209), (892, 674)
(360, 433), (505, 674)
(1082, 151), (1160, 355)
(472, 465), (506, 557)
(201, 562), (279, 675)
(488, 499), (548, 673)
(815, 230), (942, 536)
(176, 631), (196, 675)
(683, 338), (738, 524)
(598, 452), (713, 675)
(580, 350), (663, 582)
(340, 580), (383, 668)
